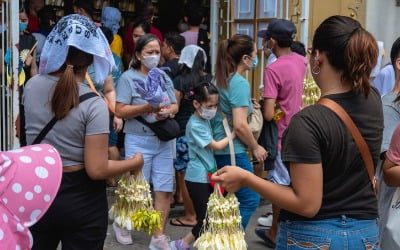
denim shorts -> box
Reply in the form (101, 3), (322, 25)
(174, 136), (189, 172)
(276, 215), (380, 250)
(125, 134), (174, 192)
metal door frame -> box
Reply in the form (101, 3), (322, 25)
(1, 0), (20, 150)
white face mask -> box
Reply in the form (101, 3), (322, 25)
(142, 55), (160, 69)
(200, 108), (217, 120)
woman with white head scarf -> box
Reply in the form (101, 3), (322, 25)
(23, 14), (144, 249)
(170, 45), (211, 228)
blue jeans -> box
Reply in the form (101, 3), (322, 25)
(215, 153), (260, 229)
(276, 216), (380, 250)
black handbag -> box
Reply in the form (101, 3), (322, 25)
(135, 116), (180, 141)
(257, 99), (278, 171)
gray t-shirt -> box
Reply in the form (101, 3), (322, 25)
(23, 74), (109, 167)
(378, 91), (400, 244)
(116, 68), (177, 135)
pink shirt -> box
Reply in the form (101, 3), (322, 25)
(263, 52), (307, 150)
(180, 30), (198, 46)
(387, 123), (400, 165)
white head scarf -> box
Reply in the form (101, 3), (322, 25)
(178, 45), (207, 69)
(39, 14), (115, 83)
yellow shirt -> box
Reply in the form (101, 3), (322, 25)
(110, 34), (123, 58)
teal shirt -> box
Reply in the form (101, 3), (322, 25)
(85, 53), (123, 94)
(185, 115), (216, 183)
(211, 73), (253, 155)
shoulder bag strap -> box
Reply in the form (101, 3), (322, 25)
(219, 111), (236, 166)
(32, 92), (98, 144)
(317, 98), (377, 193)
(85, 72), (114, 113)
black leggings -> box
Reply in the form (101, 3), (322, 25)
(185, 181), (213, 238)
(31, 169), (108, 250)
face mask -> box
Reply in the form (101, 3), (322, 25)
(264, 45), (273, 54)
(252, 56), (258, 68)
(142, 55), (160, 69)
(247, 56), (258, 70)
(200, 107), (217, 120)
(19, 22), (28, 32)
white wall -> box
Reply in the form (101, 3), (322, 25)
(366, 0), (400, 66)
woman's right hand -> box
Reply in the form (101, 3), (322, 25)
(129, 152), (144, 175)
(252, 145), (268, 164)
(211, 166), (251, 193)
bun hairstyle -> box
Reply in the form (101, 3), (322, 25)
(192, 82), (219, 104)
(51, 46), (93, 120)
(130, 33), (160, 69)
(312, 15), (378, 98)
(390, 37), (400, 69)
(215, 34), (254, 89)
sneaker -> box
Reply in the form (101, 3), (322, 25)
(112, 222), (133, 245)
(149, 235), (172, 250)
(170, 238), (190, 250)
(257, 212), (273, 227)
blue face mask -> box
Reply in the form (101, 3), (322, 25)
(252, 56), (259, 68)
(19, 22), (28, 32)
(248, 56), (258, 70)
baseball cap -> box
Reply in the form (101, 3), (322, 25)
(258, 19), (296, 43)
(0, 144), (62, 249)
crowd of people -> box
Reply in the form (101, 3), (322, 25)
(1, 0), (400, 249)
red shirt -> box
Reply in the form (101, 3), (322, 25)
(27, 15), (40, 33)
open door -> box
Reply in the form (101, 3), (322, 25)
(219, 0), (282, 97)
(218, 0), (301, 97)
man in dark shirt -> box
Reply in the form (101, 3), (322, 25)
(161, 32), (185, 80)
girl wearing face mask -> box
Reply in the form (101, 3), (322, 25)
(115, 33), (178, 249)
(170, 82), (234, 250)
(170, 45), (212, 229)
(211, 34), (268, 229)
(19, 6), (38, 80)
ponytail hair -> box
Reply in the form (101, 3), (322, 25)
(215, 34), (254, 89)
(51, 46), (93, 120)
(192, 81), (219, 104)
(312, 16), (378, 98)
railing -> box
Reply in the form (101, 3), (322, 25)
(0, 0), (19, 150)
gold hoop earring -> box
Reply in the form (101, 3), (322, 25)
(312, 64), (321, 75)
